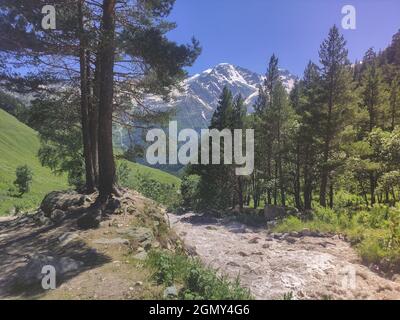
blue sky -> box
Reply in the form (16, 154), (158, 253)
(167, 0), (400, 77)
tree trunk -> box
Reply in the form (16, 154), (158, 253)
(369, 173), (376, 205)
(91, 51), (101, 186)
(294, 143), (301, 209)
(78, 0), (95, 193)
(303, 152), (312, 211)
(98, 0), (117, 201)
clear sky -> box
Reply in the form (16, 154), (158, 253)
(167, 0), (400, 77)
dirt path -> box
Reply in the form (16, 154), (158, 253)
(169, 212), (400, 300)
(0, 191), (165, 300)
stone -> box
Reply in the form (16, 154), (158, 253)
(117, 227), (154, 245)
(238, 251), (249, 257)
(248, 237), (260, 244)
(77, 212), (101, 230)
(93, 238), (130, 245)
(40, 191), (83, 215)
(133, 251), (148, 261)
(33, 211), (52, 226)
(227, 261), (241, 267)
(58, 232), (80, 246)
(184, 244), (197, 256)
(163, 286), (178, 298)
(289, 231), (301, 238)
(50, 209), (66, 223)
(285, 237), (296, 244)
(105, 198), (122, 214)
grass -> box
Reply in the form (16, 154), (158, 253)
(274, 204), (400, 272)
(122, 160), (180, 188)
(0, 109), (68, 215)
(146, 250), (253, 300)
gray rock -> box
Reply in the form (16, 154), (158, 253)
(163, 286), (178, 298)
(50, 209), (66, 223)
(285, 237), (296, 244)
(289, 231), (301, 238)
(93, 238), (130, 245)
(133, 251), (148, 261)
(77, 212), (101, 230)
(58, 232), (80, 246)
(117, 227), (154, 245)
(33, 211), (52, 226)
(40, 191), (83, 214)
(105, 198), (122, 214)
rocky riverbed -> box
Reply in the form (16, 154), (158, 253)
(169, 212), (400, 300)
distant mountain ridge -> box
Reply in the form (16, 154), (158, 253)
(144, 63), (298, 129)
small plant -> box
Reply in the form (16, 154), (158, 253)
(116, 161), (131, 186)
(282, 291), (294, 300)
(146, 251), (253, 300)
(13, 165), (33, 196)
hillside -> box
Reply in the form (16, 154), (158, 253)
(0, 109), (180, 215)
(0, 109), (69, 215)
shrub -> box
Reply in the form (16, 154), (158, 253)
(147, 251), (252, 300)
(134, 173), (180, 209)
(180, 174), (201, 209)
(13, 165), (33, 195)
(116, 162), (131, 186)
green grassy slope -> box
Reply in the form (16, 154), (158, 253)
(0, 109), (180, 215)
(0, 109), (69, 215)
(122, 160), (180, 187)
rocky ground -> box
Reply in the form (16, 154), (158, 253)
(170, 212), (400, 300)
(0, 190), (177, 300)
(2, 191), (400, 300)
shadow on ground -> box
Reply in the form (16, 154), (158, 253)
(0, 209), (111, 299)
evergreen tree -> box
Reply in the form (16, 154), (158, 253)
(318, 25), (354, 207)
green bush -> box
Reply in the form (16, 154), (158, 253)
(147, 251), (253, 300)
(134, 173), (180, 209)
(116, 161), (131, 186)
(13, 165), (33, 195)
(180, 174), (201, 209)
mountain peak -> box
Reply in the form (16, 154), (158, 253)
(148, 63), (298, 129)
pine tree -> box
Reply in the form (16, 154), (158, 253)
(318, 25), (354, 207)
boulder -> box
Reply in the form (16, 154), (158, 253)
(77, 211), (101, 230)
(40, 191), (85, 215)
(50, 209), (66, 224)
(163, 286), (178, 299)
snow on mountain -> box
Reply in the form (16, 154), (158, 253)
(145, 63), (297, 129)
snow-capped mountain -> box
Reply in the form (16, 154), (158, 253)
(144, 63), (297, 129)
